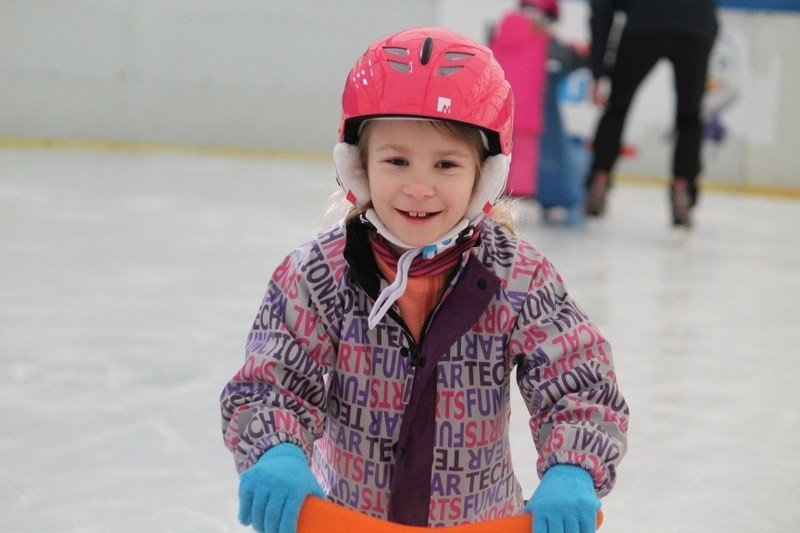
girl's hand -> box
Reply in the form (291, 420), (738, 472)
(239, 443), (324, 533)
(524, 465), (600, 533)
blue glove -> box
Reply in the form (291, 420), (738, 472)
(238, 443), (324, 533)
(524, 464), (600, 533)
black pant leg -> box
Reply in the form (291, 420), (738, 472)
(668, 35), (714, 194)
(590, 32), (662, 180)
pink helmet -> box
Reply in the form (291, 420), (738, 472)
(521, 0), (560, 20)
(339, 27), (514, 156)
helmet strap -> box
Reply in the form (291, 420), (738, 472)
(363, 208), (472, 258)
(367, 246), (421, 329)
(363, 210), (475, 329)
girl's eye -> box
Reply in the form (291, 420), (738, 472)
(384, 158), (408, 166)
(437, 160), (459, 170)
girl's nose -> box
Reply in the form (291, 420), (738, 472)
(402, 173), (434, 198)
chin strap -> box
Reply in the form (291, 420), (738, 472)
(363, 209), (471, 259)
(367, 247), (422, 329)
(362, 210), (477, 329)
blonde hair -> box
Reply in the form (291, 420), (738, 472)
(330, 119), (517, 234)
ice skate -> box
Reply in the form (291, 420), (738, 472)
(585, 171), (609, 217)
(670, 178), (693, 228)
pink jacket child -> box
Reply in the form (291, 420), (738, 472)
(489, 1), (554, 198)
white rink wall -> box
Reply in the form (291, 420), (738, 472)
(1, 0), (798, 190)
(0, 0), (437, 155)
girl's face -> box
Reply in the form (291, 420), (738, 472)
(364, 120), (479, 248)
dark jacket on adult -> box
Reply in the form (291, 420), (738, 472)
(590, 0), (719, 79)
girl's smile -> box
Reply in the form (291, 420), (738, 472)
(398, 209), (441, 222)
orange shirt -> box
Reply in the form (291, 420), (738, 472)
(373, 251), (454, 343)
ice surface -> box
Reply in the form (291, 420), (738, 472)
(1, 148), (798, 532)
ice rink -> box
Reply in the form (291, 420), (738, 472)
(1, 147), (798, 532)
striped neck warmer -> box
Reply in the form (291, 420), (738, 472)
(370, 230), (479, 277)
(366, 227), (480, 329)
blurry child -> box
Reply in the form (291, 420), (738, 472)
(220, 27), (628, 533)
(489, 0), (557, 199)
(536, 5), (593, 226)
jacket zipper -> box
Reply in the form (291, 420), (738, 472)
(402, 345), (421, 405)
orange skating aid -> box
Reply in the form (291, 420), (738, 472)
(297, 496), (603, 532)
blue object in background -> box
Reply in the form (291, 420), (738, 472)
(536, 68), (590, 226)
(717, 0), (800, 12)
(556, 71), (589, 103)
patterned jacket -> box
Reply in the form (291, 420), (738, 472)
(220, 218), (628, 526)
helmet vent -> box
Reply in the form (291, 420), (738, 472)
(444, 52), (474, 61)
(437, 51), (474, 76)
(387, 60), (411, 73)
(383, 47), (409, 58)
(437, 66), (463, 76)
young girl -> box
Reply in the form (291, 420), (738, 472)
(220, 27), (628, 533)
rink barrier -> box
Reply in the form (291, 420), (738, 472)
(719, 0), (800, 12)
(0, 136), (331, 163)
(2, 136), (799, 201)
(296, 496), (604, 533)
